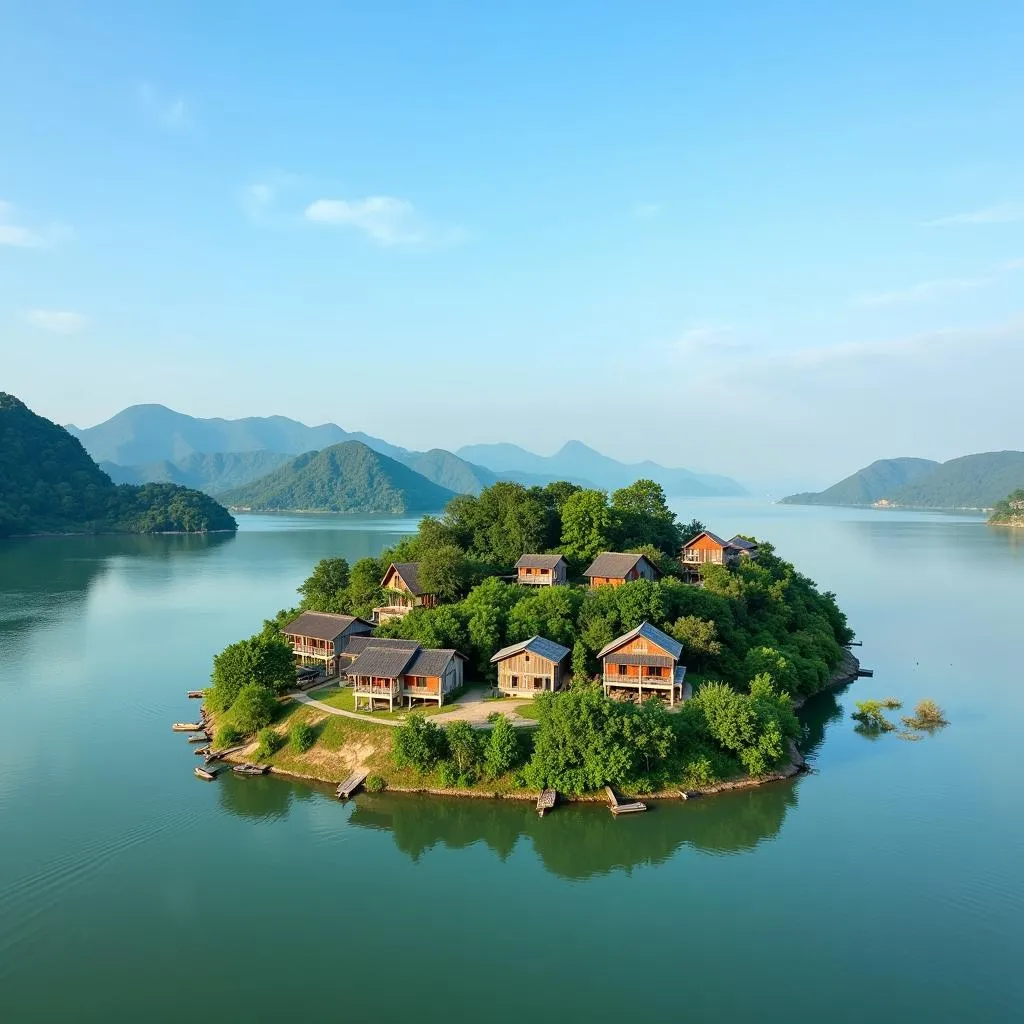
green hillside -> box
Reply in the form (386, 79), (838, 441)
(101, 450), (292, 493)
(889, 452), (1024, 509)
(0, 393), (237, 537)
(396, 449), (500, 495)
(988, 489), (1024, 526)
(218, 441), (457, 513)
(782, 457), (939, 506)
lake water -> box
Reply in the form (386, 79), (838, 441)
(1, 502), (1022, 1022)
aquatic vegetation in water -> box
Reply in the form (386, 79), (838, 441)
(901, 699), (949, 732)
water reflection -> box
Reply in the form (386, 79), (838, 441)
(217, 773), (295, 820)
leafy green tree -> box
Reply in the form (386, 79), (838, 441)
(209, 639), (254, 712)
(444, 721), (485, 784)
(612, 479), (683, 555)
(346, 557), (385, 619)
(571, 639), (592, 683)
(614, 578), (665, 630)
(559, 489), (618, 566)
(679, 519), (706, 544)
(669, 615), (722, 673)
(419, 543), (469, 601)
(392, 715), (448, 773)
(743, 646), (798, 694)
(297, 557), (351, 612)
(852, 699), (897, 734)
(506, 584), (585, 649)
(231, 683), (278, 736)
(484, 715), (522, 779)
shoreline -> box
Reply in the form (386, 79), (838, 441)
(224, 650), (861, 804)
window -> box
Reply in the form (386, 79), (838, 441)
(511, 675), (519, 687)
(534, 678), (543, 689)
(524, 653), (530, 662)
(618, 664), (627, 675)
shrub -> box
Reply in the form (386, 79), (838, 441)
(254, 726), (281, 761)
(901, 698), (948, 730)
(484, 715), (521, 780)
(364, 774), (386, 793)
(232, 683), (278, 736)
(851, 699), (897, 733)
(290, 721), (316, 752)
(437, 760), (460, 788)
(215, 724), (243, 747)
(445, 721), (485, 784)
(392, 715), (449, 773)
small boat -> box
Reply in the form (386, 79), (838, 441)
(172, 722), (204, 732)
(232, 763), (270, 776)
(187, 733), (209, 744)
(194, 746), (211, 756)
(187, 690), (205, 699)
(195, 766), (218, 780)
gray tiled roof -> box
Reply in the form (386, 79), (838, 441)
(490, 635), (571, 664)
(405, 648), (460, 677)
(597, 620), (683, 661)
(583, 552), (655, 579)
(383, 562), (427, 595)
(515, 554), (567, 570)
(282, 612), (372, 642)
(345, 635), (420, 657)
(681, 530), (729, 549)
(343, 645), (417, 679)
(727, 536), (758, 551)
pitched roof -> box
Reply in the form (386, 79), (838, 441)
(343, 645), (418, 679)
(583, 551), (657, 579)
(515, 554), (567, 570)
(382, 561), (427, 595)
(345, 635), (420, 657)
(282, 611), (372, 642)
(597, 620), (683, 661)
(681, 530), (730, 550)
(405, 648), (460, 676)
(490, 635), (572, 664)
(727, 535), (758, 551)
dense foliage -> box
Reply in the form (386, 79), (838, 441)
(988, 489), (1024, 525)
(209, 632), (296, 712)
(217, 440), (457, 513)
(0, 393), (236, 536)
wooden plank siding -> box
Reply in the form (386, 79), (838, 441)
(494, 651), (564, 696)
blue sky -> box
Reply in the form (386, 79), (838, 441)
(2, 1), (1022, 489)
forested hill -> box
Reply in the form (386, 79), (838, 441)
(783, 451), (1024, 509)
(782, 457), (938, 506)
(0, 393), (237, 537)
(217, 441), (458, 513)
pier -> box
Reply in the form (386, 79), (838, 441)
(605, 786), (646, 815)
(336, 769), (369, 799)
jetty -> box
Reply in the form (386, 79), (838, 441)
(857, 667), (875, 678)
(336, 769), (368, 799)
(204, 744), (246, 764)
(536, 789), (557, 816)
(605, 786), (646, 815)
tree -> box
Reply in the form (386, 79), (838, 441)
(444, 721), (485, 783)
(571, 639), (592, 683)
(611, 479), (683, 555)
(484, 715), (522, 779)
(560, 489), (617, 566)
(419, 543), (468, 601)
(346, 557), (385, 619)
(679, 519), (706, 545)
(297, 557), (350, 612)
(231, 683), (278, 735)
(743, 646), (798, 694)
(669, 615), (722, 672)
(210, 639), (255, 712)
(392, 715), (448, 773)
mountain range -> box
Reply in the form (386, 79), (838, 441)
(68, 405), (747, 500)
(782, 451), (1024, 510)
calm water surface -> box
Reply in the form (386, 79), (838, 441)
(1, 504), (1022, 1022)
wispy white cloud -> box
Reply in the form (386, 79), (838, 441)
(304, 196), (463, 247)
(673, 323), (745, 355)
(0, 201), (72, 248)
(138, 82), (188, 129)
(22, 309), (89, 334)
(922, 203), (1024, 227)
(855, 277), (989, 307)
(239, 173), (305, 221)
(632, 202), (662, 220)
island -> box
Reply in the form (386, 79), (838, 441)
(0, 393), (237, 537)
(195, 479), (858, 803)
(988, 490), (1024, 528)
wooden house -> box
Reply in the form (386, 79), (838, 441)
(281, 612), (374, 678)
(680, 531), (758, 574)
(583, 551), (660, 588)
(489, 636), (571, 696)
(514, 554), (568, 587)
(598, 621), (687, 706)
(343, 636), (466, 711)
(373, 562), (438, 623)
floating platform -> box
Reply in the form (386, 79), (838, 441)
(605, 786), (647, 815)
(195, 766), (219, 780)
(172, 722), (204, 732)
(537, 790), (556, 816)
(336, 769), (368, 799)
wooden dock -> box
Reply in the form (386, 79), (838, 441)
(536, 790), (556, 816)
(204, 743), (245, 764)
(857, 667), (875, 678)
(187, 689), (205, 699)
(605, 786), (647, 815)
(336, 769), (368, 799)
(172, 722), (204, 732)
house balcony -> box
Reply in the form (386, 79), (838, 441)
(290, 642), (336, 658)
(373, 605), (412, 624)
(351, 679), (401, 695)
(602, 673), (673, 687)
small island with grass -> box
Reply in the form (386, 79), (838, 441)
(988, 489), (1024, 528)
(196, 479), (860, 802)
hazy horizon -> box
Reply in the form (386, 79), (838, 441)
(3, 3), (1021, 488)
